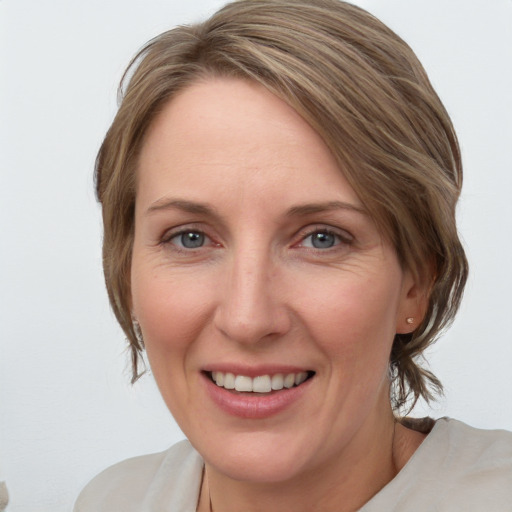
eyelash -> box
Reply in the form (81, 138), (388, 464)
(295, 227), (353, 251)
(160, 225), (353, 252)
(161, 227), (216, 251)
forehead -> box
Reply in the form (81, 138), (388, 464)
(137, 77), (363, 212)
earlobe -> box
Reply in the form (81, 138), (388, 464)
(396, 316), (418, 334)
(396, 272), (430, 334)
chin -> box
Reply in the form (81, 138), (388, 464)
(195, 428), (324, 484)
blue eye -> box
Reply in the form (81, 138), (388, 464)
(309, 231), (337, 249)
(172, 231), (206, 249)
(300, 230), (348, 249)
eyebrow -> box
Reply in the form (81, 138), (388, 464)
(145, 198), (366, 219)
(146, 198), (218, 217)
(286, 201), (367, 217)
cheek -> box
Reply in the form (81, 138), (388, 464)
(131, 265), (216, 359)
(296, 272), (401, 366)
(131, 267), (218, 424)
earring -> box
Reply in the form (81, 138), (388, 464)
(406, 317), (414, 325)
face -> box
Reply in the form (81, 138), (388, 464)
(131, 78), (423, 484)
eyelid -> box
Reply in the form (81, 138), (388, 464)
(295, 224), (354, 246)
(158, 223), (353, 250)
(160, 224), (216, 247)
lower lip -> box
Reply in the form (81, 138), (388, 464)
(203, 374), (312, 419)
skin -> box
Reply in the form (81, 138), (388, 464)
(131, 78), (428, 512)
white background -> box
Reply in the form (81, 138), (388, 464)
(1, 0), (511, 510)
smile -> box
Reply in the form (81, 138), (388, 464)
(204, 368), (315, 419)
(209, 371), (313, 393)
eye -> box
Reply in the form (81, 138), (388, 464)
(169, 230), (208, 249)
(306, 231), (338, 249)
(299, 229), (352, 250)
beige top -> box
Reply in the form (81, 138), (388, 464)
(74, 418), (512, 512)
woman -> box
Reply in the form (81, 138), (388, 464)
(74, 0), (512, 510)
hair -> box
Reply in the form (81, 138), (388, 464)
(95, 0), (468, 412)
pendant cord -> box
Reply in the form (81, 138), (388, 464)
(207, 469), (213, 512)
(391, 416), (398, 474)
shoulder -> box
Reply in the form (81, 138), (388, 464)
(362, 418), (512, 512)
(427, 418), (512, 509)
(73, 439), (204, 512)
(434, 417), (512, 470)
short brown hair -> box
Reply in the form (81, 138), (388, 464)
(95, 0), (468, 411)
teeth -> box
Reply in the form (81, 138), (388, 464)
(235, 375), (253, 392)
(212, 371), (310, 393)
(295, 372), (308, 385)
(271, 374), (284, 390)
(224, 372), (235, 389)
(253, 375), (272, 393)
(284, 373), (295, 388)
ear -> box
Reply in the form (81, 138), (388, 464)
(395, 269), (431, 334)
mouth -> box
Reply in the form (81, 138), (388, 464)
(206, 370), (315, 394)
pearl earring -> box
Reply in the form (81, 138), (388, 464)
(406, 317), (414, 325)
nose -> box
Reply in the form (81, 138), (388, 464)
(213, 249), (291, 346)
